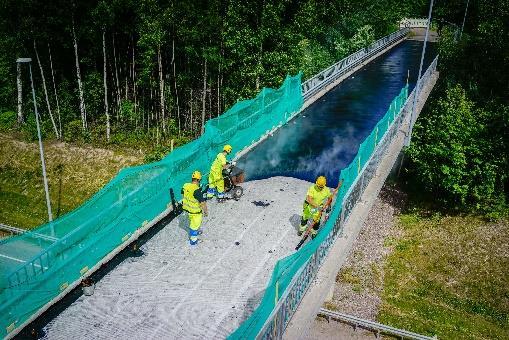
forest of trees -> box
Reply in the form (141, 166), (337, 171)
(0, 0), (423, 149)
(1, 0), (506, 214)
(406, 0), (508, 216)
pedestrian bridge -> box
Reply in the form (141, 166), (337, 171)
(0, 20), (439, 339)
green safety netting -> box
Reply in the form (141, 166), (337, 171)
(229, 84), (408, 339)
(0, 73), (303, 338)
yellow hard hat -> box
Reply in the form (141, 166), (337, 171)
(192, 171), (202, 180)
(223, 144), (232, 153)
(316, 176), (326, 188)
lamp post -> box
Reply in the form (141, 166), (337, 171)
(405, 0), (434, 146)
(16, 58), (53, 225)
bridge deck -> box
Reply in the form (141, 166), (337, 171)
(41, 177), (309, 339)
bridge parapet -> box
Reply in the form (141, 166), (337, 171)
(400, 18), (429, 28)
(301, 28), (409, 102)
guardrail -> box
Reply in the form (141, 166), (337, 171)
(400, 18), (429, 28)
(301, 28), (409, 101)
(0, 223), (58, 243)
(318, 308), (436, 340)
(256, 55), (439, 339)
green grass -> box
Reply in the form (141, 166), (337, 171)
(0, 133), (143, 229)
(378, 213), (509, 339)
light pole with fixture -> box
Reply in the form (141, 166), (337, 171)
(16, 57), (53, 225)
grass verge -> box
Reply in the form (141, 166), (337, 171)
(0, 133), (143, 229)
(378, 213), (509, 339)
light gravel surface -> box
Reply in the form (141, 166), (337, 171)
(328, 184), (406, 319)
(41, 177), (311, 340)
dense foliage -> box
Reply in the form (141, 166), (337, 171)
(0, 0), (423, 149)
(406, 0), (508, 216)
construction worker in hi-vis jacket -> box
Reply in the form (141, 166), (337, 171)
(182, 171), (208, 245)
(298, 176), (331, 239)
(207, 144), (232, 199)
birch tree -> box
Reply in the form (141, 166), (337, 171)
(172, 39), (181, 135)
(16, 62), (23, 124)
(48, 43), (62, 138)
(200, 58), (207, 135)
(72, 18), (87, 131)
(34, 40), (60, 138)
(103, 29), (110, 141)
(157, 44), (165, 133)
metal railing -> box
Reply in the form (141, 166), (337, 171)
(256, 55), (439, 339)
(0, 223), (58, 243)
(400, 18), (429, 28)
(301, 28), (409, 101)
(318, 308), (436, 340)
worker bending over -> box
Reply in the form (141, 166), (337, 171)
(299, 176), (331, 239)
(207, 144), (233, 199)
(182, 171), (208, 245)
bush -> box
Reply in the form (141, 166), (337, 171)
(20, 114), (47, 141)
(144, 135), (192, 163)
(406, 84), (507, 215)
(63, 119), (85, 143)
(0, 111), (17, 131)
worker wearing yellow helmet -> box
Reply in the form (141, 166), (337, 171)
(182, 170), (208, 245)
(207, 145), (233, 199)
(298, 176), (331, 238)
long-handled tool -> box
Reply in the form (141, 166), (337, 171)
(295, 179), (343, 251)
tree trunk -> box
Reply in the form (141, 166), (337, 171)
(158, 44), (165, 133)
(190, 88), (193, 135)
(217, 72), (220, 116)
(124, 40), (129, 101)
(172, 39), (181, 136)
(34, 40), (59, 138)
(102, 29), (110, 141)
(256, 0), (265, 92)
(200, 58), (207, 135)
(48, 43), (62, 139)
(132, 36), (137, 124)
(208, 78), (212, 120)
(72, 19), (87, 131)
(16, 62), (23, 124)
(256, 38), (263, 91)
(220, 42), (224, 114)
(112, 34), (121, 120)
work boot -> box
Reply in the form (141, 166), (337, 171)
(207, 188), (217, 199)
(217, 192), (226, 202)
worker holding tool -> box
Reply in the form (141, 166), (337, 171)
(182, 171), (208, 245)
(207, 144), (233, 199)
(298, 176), (331, 239)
